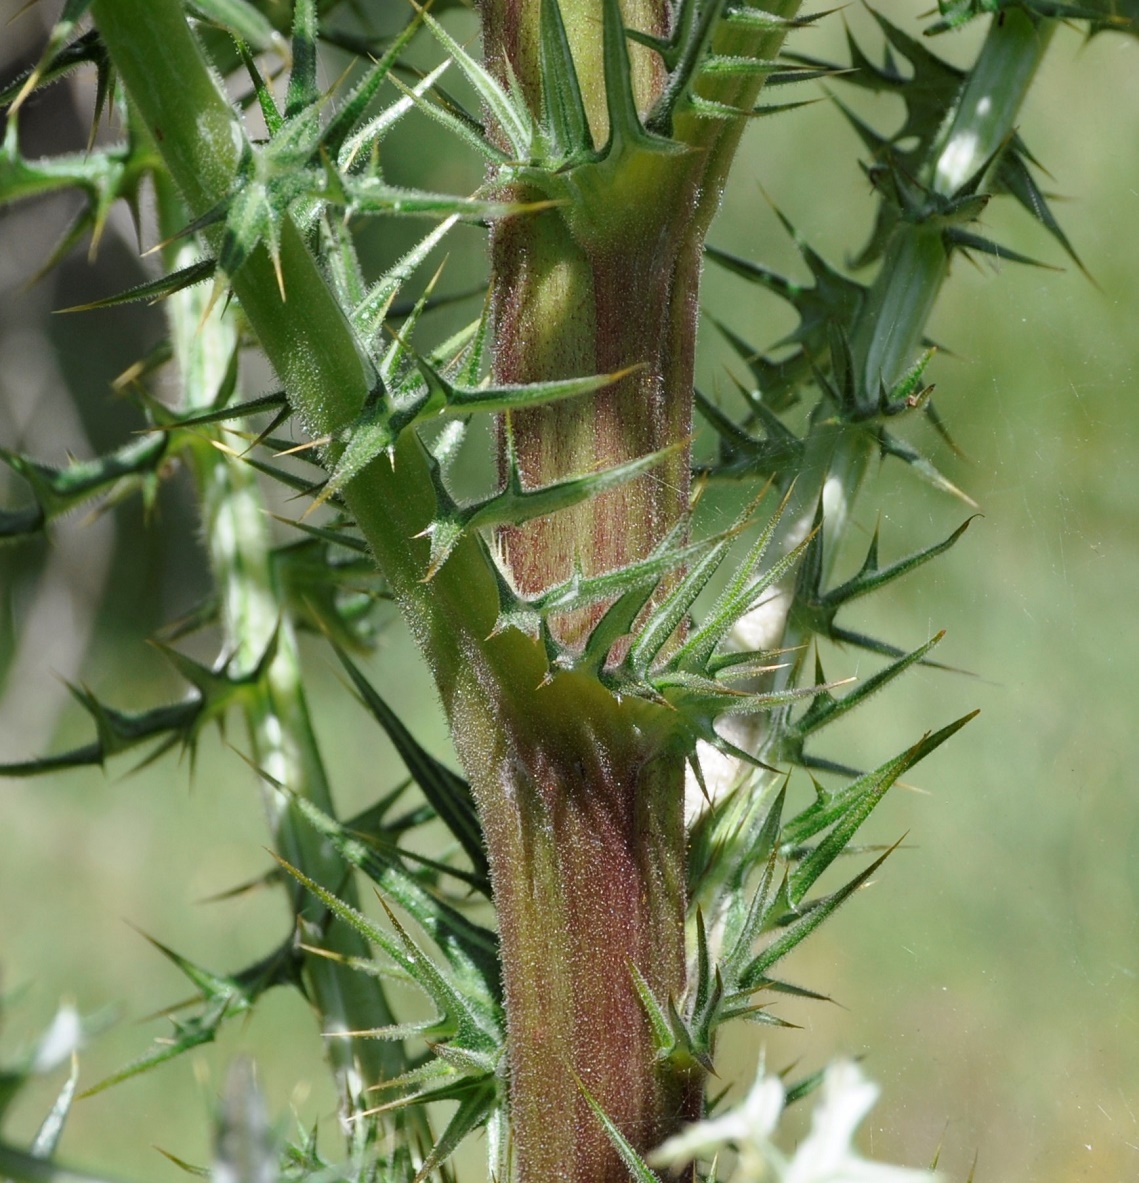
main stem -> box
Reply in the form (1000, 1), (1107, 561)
(482, 2), (806, 1177)
(487, 203), (700, 1183)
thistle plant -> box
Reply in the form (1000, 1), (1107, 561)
(1, 3), (1134, 1183)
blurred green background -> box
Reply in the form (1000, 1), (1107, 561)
(1, 4), (1137, 1182)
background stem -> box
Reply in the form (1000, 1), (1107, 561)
(154, 172), (403, 1117)
(750, 10), (1057, 716)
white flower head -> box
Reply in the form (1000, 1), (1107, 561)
(785, 1061), (935, 1183)
(30, 1003), (83, 1073)
(651, 1067), (785, 1170)
(650, 1059), (939, 1183)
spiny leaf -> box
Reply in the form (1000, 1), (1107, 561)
(419, 358), (641, 416)
(138, 930), (260, 1007)
(243, 453), (327, 498)
(412, 0), (532, 158)
(706, 231), (864, 357)
(629, 962), (674, 1057)
(306, 390), (408, 515)
(787, 712), (976, 905)
(539, 0), (591, 159)
(576, 1077), (661, 1183)
(147, 391), (289, 435)
(995, 141), (1086, 274)
(709, 317), (802, 412)
(669, 493), (809, 673)
(387, 72), (509, 166)
(0, 742), (103, 778)
(600, 0), (648, 153)
(825, 517), (977, 613)
(783, 634), (947, 759)
(270, 513), (368, 556)
(411, 1078), (499, 1183)
(0, 127), (136, 236)
(706, 648), (793, 682)
(791, 12), (962, 160)
(575, 580), (659, 676)
(353, 215), (458, 340)
(322, 14), (424, 160)
(0, 30), (106, 109)
(331, 644), (487, 884)
(874, 428), (976, 507)
(781, 711), (979, 853)
(58, 258), (216, 312)
(597, 0), (682, 157)
(150, 627), (277, 721)
(424, 442), (680, 578)
(364, 1067), (497, 1134)
(721, 6), (830, 33)
(695, 390), (804, 481)
(80, 1020), (216, 1098)
(870, 346), (937, 420)
(454, 292), (494, 386)
(739, 842), (901, 991)
(276, 782), (500, 996)
(624, 533), (734, 679)
(943, 227), (1059, 271)
(375, 899), (502, 1061)
(273, 857), (501, 1062)
(718, 786), (786, 967)
(647, 0), (729, 135)
(5, 0), (94, 116)
(684, 94), (817, 121)
(624, 0), (690, 68)
(656, 672), (844, 725)
(864, 9), (964, 145)
(764, 64), (849, 88)
(340, 61), (453, 169)
(666, 992), (718, 1069)
(237, 41), (283, 136)
(335, 1019), (438, 1043)
(285, 0), (319, 119)
(0, 433), (169, 537)
(698, 55), (783, 78)
(340, 175), (528, 222)
(691, 908), (712, 1016)
(0, 694), (200, 778)
(503, 523), (730, 644)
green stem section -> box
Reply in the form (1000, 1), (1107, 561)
(90, 0), (523, 725)
(858, 10), (1055, 397)
(153, 176), (402, 1116)
(677, 0), (805, 235)
(759, 9), (1056, 709)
